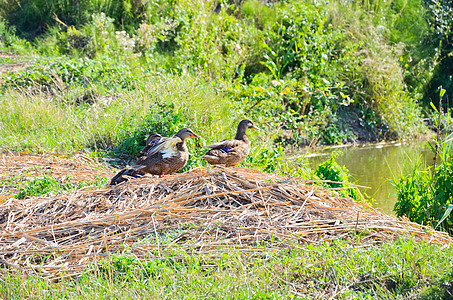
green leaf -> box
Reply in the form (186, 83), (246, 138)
(430, 102), (439, 113)
(426, 141), (437, 154)
(444, 132), (453, 144)
(435, 204), (453, 229)
(440, 88), (446, 98)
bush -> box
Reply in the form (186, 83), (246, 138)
(314, 153), (360, 200)
(0, 18), (32, 53)
(393, 95), (453, 234)
(0, 56), (141, 91)
(108, 101), (207, 171)
(393, 144), (453, 233)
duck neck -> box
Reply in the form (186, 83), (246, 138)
(176, 139), (187, 151)
(234, 128), (249, 143)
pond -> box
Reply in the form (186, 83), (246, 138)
(288, 140), (435, 215)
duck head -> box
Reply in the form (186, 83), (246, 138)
(175, 128), (200, 140)
(238, 119), (259, 132)
(234, 119), (259, 140)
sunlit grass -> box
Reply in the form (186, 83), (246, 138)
(0, 238), (451, 299)
(0, 73), (254, 155)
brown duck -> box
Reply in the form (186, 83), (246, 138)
(202, 119), (259, 167)
(139, 133), (164, 155)
(110, 128), (200, 185)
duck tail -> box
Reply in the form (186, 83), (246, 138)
(110, 169), (145, 185)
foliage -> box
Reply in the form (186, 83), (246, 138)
(0, 18), (31, 53)
(109, 101), (207, 173)
(1, 56), (142, 91)
(243, 146), (284, 173)
(171, 0), (260, 80)
(235, 1), (365, 145)
(393, 145), (453, 233)
(421, 0), (453, 104)
(314, 152), (360, 200)
(1, 0), (441, 148)
(13, 175), (107, 199)
(393, 90), (453, 234)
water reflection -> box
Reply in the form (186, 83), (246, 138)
(289, 141), (435, 215)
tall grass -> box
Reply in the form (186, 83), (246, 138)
(0, 88), (144, 153)
(0, 72), (262, 156)
(329, 0), (428, 139)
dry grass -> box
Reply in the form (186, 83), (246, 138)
(0, 161), (450, 280)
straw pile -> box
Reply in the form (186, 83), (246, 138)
(0, 165), (451, 279)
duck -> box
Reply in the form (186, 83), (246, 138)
(110, 128), (200, 185)
(202, 119), (259, 167)
(139, 133), (164, 155)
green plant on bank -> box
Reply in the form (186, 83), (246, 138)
(108, 101), (207, 171)
(393, 88), (453, 234)
(0, 18), (32, 53)
(0, 56), (143, 92)
(233, 1), (365, 146)
(6, 174), (108, 199)
(0, 238), (452, 299)
(314, 152), (360, 200)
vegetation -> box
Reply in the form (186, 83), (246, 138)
(393, 89), (453, 234)
(1, 238), (452, 299)
(0, 0), (452, 298)
(0, 174), (108, 199)
(1, 0), (451, 156)
(314, 152), (360, 200)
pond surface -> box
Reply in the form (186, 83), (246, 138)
(288, 141), (435, 215)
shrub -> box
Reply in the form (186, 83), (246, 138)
(108, 101), (206, 171)
(0, 56), (141, 91)
(314, 153), (359, 200)
(0, 18), (32, 53)
(393, 93), (453, 234)
(393, 144), (453, 233)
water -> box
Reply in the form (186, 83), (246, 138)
(288, 141), (435, 215)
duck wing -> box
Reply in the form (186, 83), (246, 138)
(203, 139), (243, 152)
(140, 136), (182, 159)
(140, 133), (166, 155)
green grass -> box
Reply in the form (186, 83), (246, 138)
(0, 72), (241, 154)
(0, 174), (108, 199)
(0, 238), (451, 299)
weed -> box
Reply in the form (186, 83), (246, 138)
(393, 89), (453, 234)
(314, 152), (360, 200)
(14, 175), (107, 199)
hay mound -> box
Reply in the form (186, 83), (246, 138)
(0, 167), (450, 279)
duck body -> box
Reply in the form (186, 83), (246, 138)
(202, 119), (259, 167)
(110, 128), (199, 185)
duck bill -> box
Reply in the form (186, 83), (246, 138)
(191, 133), (201, 138)
(251, 125), (260, 131)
